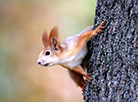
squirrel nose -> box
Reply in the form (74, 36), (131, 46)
(37, 61), (41, 65)
(37, 59), (46, 65)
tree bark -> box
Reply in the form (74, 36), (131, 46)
(84, 0), (138, 101)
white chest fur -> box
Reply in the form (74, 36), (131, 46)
(67, 45), (87, 68)
(60, 43), (87, 68)
(60, 33), (88, 68)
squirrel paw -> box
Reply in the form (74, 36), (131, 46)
(95, 21), (105, 33)
(85, 73), (92, 82)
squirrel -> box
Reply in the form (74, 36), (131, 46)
(37, 22), (104, 91)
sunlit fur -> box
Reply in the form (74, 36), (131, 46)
(37, 22), (104, 90)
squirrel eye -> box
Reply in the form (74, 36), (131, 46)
(45, 51), (50, 56)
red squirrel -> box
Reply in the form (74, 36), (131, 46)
(37, 22), (104, 91)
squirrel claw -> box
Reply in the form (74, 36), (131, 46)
(99, 21), (105, 26)
(85, 73), (92, 82)
(94, 21), (105, 33)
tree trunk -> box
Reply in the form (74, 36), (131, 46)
(84, 0), (138, 101)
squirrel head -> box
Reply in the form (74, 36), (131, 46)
(37, 26), (62, 67)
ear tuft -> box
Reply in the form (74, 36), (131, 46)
(52, 38), (59, 50)
(49, 26), (62, 51)
(49, 26), (59, 46)
(42, 30), (49, 47)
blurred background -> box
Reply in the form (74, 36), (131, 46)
(0, 0), (97, 102)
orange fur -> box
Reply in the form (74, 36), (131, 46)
(69, 70), (86, 90)
(76, 21), (105, 51)
(49, 26), (62, 51)
(42, 30), (49, 47)
(37, 22), (105, 92)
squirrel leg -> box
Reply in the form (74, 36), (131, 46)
(79, 21), (104, 41)
(68, 70), (86, 90)
(76, 21), (105, 51)
(71, 66), (92, 82)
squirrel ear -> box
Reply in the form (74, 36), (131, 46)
(49, 26), (62, 51)
(42, 30), (49, 47)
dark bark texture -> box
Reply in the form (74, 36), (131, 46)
(84, 0), (138, 101)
